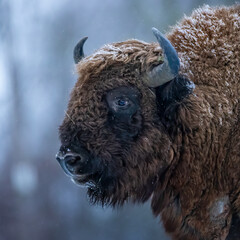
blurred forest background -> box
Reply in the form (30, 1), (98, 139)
(0, 0), (236, 239)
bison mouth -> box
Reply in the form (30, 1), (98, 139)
(71, 172), (104, 188)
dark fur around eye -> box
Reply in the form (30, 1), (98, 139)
(106, 86), (140, 116)
(105, 86), (142, 139)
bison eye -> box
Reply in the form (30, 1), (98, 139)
(106, 86), (140, 116)
(115, 97), (130, 109)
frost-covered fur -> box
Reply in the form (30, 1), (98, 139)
(59, 5), (240, 240)
(160, 5), (240, 239)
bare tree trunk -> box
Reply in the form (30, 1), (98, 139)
(2, 0), (22, 155)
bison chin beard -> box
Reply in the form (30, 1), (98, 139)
(86, 180), (157, 207)
(72, 166), (165, 207)
(72, 173), (127, 207)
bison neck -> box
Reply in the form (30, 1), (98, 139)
(151, 86), (239, 239)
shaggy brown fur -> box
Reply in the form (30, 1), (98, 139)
(58, 5), (240, 240)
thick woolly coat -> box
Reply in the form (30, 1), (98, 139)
(156, 5), (240, 239)
(59, 5), (240, 240)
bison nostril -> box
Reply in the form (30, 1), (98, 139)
(56, 145), (92, 177)
(65, 155), (81, 171)
(67, 158), (76, 165)
(66, 156), (80, 165)
(56, 146), (92, 177)
(61, 154), (82, 174)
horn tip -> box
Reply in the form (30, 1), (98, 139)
(151, 27), (159, 34)
(75, 36), (88, 48)
(152, 27), (165, 42)
(82, 36), (88, 42)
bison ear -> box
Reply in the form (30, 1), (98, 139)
(155, 75), (195, 114)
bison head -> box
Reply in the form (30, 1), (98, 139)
(56, 28), (194, 206)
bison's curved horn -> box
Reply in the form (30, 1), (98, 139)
(73, 37), (88, 64)
(144, 28), (180, 87)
